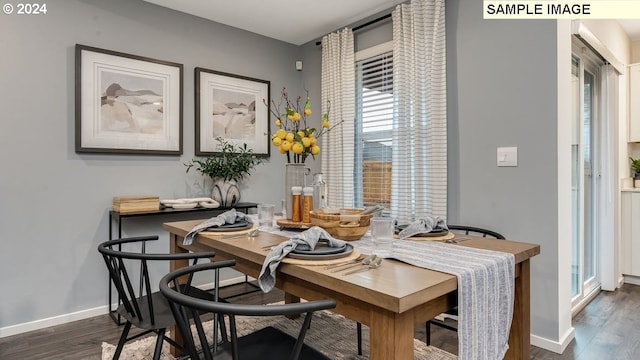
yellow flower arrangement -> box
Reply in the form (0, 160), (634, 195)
(264, 87), (338, 163)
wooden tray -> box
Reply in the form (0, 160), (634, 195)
(276, 219), (313, 230)
(308, 209), (372, 241)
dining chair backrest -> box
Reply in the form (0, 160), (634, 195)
(160, 261), (337, 360)
(98, 236), (216, 360)
(447, 225), (505, 239)
(99, 236), (215, 325)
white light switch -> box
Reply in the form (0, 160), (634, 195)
(497, 147), (518, 167)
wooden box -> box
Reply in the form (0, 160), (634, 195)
(113, 196), (160, 213)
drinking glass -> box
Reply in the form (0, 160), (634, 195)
(370, 218), (395, 257)
(257, 204), (275, 229)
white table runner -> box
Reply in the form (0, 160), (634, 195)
(351, 237), (515, 360)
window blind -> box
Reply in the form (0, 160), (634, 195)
(355, 52), (394, 210)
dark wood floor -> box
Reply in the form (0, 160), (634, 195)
(1, 282), (639, 359)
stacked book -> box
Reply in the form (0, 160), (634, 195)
(113, 196), (160, 213)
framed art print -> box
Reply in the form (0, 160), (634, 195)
(195, 67), (270, 156)
(75, 44), (183, 155)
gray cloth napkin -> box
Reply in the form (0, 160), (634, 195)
(258, 226), (345, 292)
(182, 209), (252, 246)
(398, 215), (448, 239)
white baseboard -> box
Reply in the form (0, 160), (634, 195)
(530, 326), (575, 354)
(0, 305), (108, 339)
(0, 275), (249, 339)
(623, 275), (640, 286)
(618, 276), (625, 288)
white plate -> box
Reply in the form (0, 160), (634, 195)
(287, 244), (354, 260)
(199, 201), (220, 208)
(172, 203), (198, 209)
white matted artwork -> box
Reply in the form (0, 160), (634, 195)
(75, 44), (183, 155)
(195, 67), (269, 156)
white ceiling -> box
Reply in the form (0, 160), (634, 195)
(143, 0), (405, 45)
(618, 20), (640, 41)
(144, 1), (640, 45)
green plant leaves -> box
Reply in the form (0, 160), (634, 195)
(185, 137), (263, 183)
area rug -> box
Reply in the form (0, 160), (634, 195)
(102, 310), (457, 360)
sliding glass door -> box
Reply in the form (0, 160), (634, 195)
(571, 39), (602, 310)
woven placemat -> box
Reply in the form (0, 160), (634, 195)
(200, 224), (257, 236)
(281, 248), (361, 265)
(394, 232), (455, 242)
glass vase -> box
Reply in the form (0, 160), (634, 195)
(312, 172), (327, 210)
(285, 163), (308, 220)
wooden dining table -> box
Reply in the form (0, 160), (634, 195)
(163, 220), (540, 360)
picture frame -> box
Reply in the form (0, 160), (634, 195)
(75, 44), (183, 155)
(195, 67), (270, 156)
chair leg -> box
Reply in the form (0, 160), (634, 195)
(426, 320), (431, 346)
(217, 313), (228, 344)
(152, 329), (166, 360)
(356, 322), (363, 355)
(113, 321), (132, 360)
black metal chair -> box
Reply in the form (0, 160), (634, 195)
(160, 260), (337, 360)
(98, 236), (218, 360)
(425, 225), (505, 346)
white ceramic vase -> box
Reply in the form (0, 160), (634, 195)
(212, 179), (240, 207)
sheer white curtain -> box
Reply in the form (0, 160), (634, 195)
(321, 28), (355, 208)
(391, 0), (447, 223)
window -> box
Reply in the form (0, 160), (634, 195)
(326, 7), (446, 221)
(354, 50), (393, 210)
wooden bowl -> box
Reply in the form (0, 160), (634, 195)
(309, 208), (372, 240)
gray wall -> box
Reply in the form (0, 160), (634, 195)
(301, 0), (562, 342)
(0, 0), (302, 329)
(447, 0), (560, 340)
(1, 0), (564, 345)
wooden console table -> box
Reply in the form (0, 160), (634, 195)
(107, 202), (258, 324)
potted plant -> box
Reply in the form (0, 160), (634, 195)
(631, 157), (640, 187)
(186, 137), (264, 207)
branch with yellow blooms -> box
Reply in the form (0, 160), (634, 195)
(263, 87), (341, 163)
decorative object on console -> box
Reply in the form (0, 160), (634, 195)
(186, 137), (263, 207)
(211, 180), (240, 208)
(160, 197), (219, 209)
(112, 196), (160, 213)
